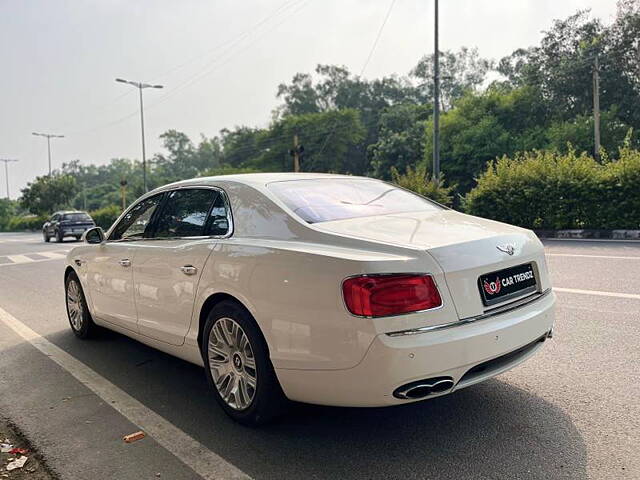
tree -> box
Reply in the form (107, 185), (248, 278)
(153, 130), (221, 183)
(423, 86), (550, 192)
(252, 109), (366, 173)
(411, 47), (493, 111)
(219, 127), (263, 168)
(0, 198), (18, 230)
(20, 174), (77, 215)
(497, 6), (640, 130)
(369, 104), (431, 179)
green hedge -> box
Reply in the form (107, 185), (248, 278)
(464, 146), (640, 230)
(5, 215), (47, 232)
(3, 205), (123, 232)
(90, 205), (122, 231)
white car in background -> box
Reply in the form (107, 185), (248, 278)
(64, 173), (555, 425)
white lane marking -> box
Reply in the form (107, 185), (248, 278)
(0, 237), (43, 244)
(543, 238), (640, 243)
(555, 287), (640, 300)
(7, 254), (35, 264)
(0, 250), (70, 267)
(547, 253), (640, 260)
(0, 306), (251, 480)
(36, 251), (67, 259)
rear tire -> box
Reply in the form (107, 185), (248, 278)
(56, 230), (63, 243)
(65, 272), (97, 339)
(202, 301), (287, 426)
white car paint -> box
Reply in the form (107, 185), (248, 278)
(67, 173), (555, 407)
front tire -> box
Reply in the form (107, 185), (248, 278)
(202, 301), (287, 426)
(43, 231), (50, 242)
(65, 273), (97, 339)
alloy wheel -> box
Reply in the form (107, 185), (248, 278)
(66, 280), (84, 331)
(207, 317), (257, 411)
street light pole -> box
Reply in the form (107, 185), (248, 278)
(0, 159), (18, 199)
(32, 132), (64, 175)
(115, 78), (163, 193)
(432, 0), (440, 183)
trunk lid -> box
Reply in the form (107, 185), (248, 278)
(315, 210), (550, 319)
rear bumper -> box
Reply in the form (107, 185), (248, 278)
(61, 227), (91, 235)
(275, 290), (556, 407)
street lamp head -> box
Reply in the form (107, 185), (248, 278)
(115, 78), (128, 84)
(152, 84), (164, 89)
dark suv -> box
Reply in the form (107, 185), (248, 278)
(43, 211), (96, 242)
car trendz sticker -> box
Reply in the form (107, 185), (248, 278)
(478, 263), (537, 306)
(484, 271), (534, 296)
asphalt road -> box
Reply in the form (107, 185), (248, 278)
(0, 232), (638, 479)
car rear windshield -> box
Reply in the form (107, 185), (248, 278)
(267, 178), (442, 223)
(62, 213), (92, 222)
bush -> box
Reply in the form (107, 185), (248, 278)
(89, 205), (122, 231)
(390, 165), (454, 206)
(5, 215), (47, 232)
(464, 146), (640, 230)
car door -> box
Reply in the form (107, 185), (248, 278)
(85, 193), (164, 332)
(47, 214), (59, 236)
(133, 187), (230, 346)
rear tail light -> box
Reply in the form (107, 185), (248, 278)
(342, 274), (442, 317)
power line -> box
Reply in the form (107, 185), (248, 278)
(65, 0), (309, 136)
(143, 0), (312, 114)
(317, 0), (397, 158)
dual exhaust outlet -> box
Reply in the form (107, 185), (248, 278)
(393, 376), (454, 400)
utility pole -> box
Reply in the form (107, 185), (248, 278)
(592, 55), (601, 161)
(432, 0), (441, 183)
(120, 179), (128, 211)
(115, 78), (164, 192)
(290, 134), (304, 172)
(0, 159), (18, 199)
(32, 132), (64, 175)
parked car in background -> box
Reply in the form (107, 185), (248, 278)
(63, 173), (555, 426)
(43, 211), (95, 242)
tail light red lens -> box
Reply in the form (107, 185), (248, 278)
(342, 274), (442, 317)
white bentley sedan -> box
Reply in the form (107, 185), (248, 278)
(65, 173), (555, 425)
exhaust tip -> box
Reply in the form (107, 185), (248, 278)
(393, 377), (454, 400)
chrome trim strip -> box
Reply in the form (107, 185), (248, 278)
(385, 288), (552, 337)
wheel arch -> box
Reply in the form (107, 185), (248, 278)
(64, 265), (77, 283)
(197, 292), (264, 352)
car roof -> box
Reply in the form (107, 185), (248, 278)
(152, 172), (375, 192)
(55, 210), (89, 215)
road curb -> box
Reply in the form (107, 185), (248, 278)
(535, 229), (640, 241)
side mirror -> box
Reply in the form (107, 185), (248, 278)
(84, 227), (105, 244)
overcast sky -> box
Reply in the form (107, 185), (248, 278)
(0, 0), (617, 198)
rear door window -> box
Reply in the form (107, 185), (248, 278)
(153, 189), (217, 238)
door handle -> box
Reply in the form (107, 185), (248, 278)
(119, 258), (131, 267)
(180, 265), (198, 275)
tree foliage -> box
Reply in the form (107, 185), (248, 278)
(20, 174), (77, 216)
(411, 47), (493, 111)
